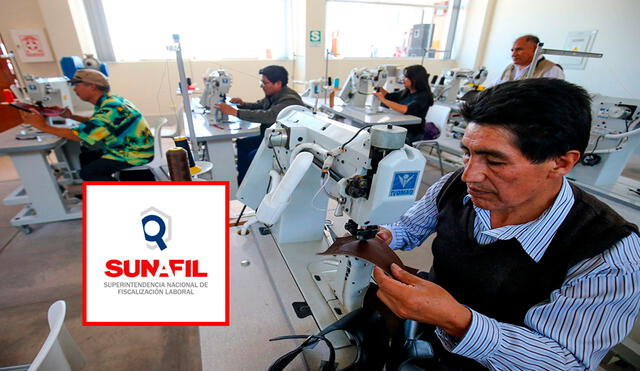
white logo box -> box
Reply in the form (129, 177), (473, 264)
(83, 181), (229, 326)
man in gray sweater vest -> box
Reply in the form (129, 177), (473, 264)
(494, 34), (564, 85)
(215, 65), (303, 183)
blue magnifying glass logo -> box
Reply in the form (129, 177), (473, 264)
(142, 214), (168, 250)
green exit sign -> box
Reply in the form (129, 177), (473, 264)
(309, 30), (321, 47)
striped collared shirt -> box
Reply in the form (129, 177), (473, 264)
(387, 173), (640, 370)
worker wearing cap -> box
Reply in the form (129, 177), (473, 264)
(20, 69), (154, 181)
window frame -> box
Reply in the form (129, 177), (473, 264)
(324, 0), (461, 60)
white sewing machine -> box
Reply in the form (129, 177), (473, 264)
(569, 95), (640, 187)
(338, 66), (389, 113)
(199, 69), (233, 124)
(380, 65), (404, 93)
(431, 67), (488, 103)
(22, 75), (73, 110)
(237, 106), (425, 352)
(301, 78), (331, 98)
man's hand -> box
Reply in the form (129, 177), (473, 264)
(51, 106), (72, 119)
(376, 226), (393, 245)
(19, 109), (48, 130)
(374, 263), (472, 339)
(215, 103), (238, 117)
(229, 97), (244, 105)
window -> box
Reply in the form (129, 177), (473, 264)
(87, 0), (290, 61)
(325, 0), (459, 59)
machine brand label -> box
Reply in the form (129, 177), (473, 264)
(390, 171), (419, 196)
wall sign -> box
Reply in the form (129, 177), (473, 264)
(309, 30), (322, 48)
(10, 29), (54, 63)
(558, 30), (598, 70)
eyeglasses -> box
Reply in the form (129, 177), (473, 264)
(67, 81), (86, 86)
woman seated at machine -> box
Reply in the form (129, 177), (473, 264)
(373, 64), (434, 144)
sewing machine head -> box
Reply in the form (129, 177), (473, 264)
(238, 105), (425, 243)
(23, 75), (74, 109)
(435, 67), (488, 103)
(338, 66), (391, 111)
(199, 69), (233, 110)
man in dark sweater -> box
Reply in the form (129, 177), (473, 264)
(215, 65), (303, 183)
(375, 79), (640, 369)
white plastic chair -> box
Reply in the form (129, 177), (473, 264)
(412, 104), (453, 176)
(0, 300), (86, 371)
(118, 117), (170, 181)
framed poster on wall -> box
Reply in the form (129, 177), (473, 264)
(558, 30), (598, 70)
(10, 29), (54, 63)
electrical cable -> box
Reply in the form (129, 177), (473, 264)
(311, 176), (331, 211)
(323, 182), (339, 200)
(163, 59), (180, 126)
(155, 58), (168, 114)
(581, 135), (604, 166)
(589, 135), (604, 155)
(340, 125), (373, 150)
(210, 62), (261, 81)
(234, 205), (247, 226)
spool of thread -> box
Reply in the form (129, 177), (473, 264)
(173, 136), (196, 168)
(166, 148), (192, 181)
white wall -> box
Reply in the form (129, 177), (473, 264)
(0, 0), (59, 77)
(455, 0), (496, 69)
(481, 0), (640, 99)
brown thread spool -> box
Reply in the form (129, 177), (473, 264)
(166, 147), (192, 181)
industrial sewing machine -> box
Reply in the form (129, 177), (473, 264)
(21, 76), (74, 113)
(301, 78), (331, 98)
(380, 65), (404, 93)
(569, 95), (640, 188)
(431, 67), (488, 103)
(237, 105), (425, 362)
(199, 69), (232, 125)
(338, 66), (390, 113)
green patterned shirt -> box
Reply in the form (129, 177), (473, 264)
(72, 93), (154, 165)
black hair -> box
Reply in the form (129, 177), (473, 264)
(259, 65), (288, 86)
(519, 34), (540, 45)
(401, 64), (433, 106)
(403, 65), (429, 93)
(460, 78), (592, 163)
